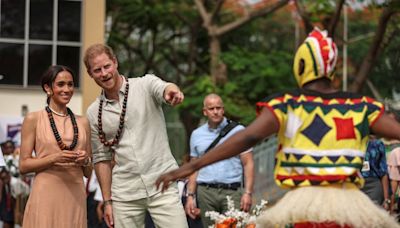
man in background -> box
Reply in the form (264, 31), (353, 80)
(185, 93), (254, 228)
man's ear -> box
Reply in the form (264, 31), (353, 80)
(202, 108), (207, 117)
(113, 57), (118, 64)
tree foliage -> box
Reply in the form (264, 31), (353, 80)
(106, 0), (400, 155)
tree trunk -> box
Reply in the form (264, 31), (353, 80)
(179, 110), (201, 155)
(210, 35), (227, 85)
(349, 6), (394, 93)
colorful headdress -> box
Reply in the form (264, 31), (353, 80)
(293, 28), (338, 87)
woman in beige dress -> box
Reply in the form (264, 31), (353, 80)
(19, 65), (92, 228)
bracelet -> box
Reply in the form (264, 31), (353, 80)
(83, 157), (92, 167)
(103, 199), (113, 208)
(186, 192), (196, 198)
(244, 191), (252, 196)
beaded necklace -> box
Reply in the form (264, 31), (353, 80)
(46, 106), (79, 150)
(48, 106), (68, 117)
(97, 76), (129, 147)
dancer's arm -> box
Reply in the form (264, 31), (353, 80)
(156, 107), (279, 191)
(372, 114), (400, 140)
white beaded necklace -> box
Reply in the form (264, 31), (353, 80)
(48, 106), (68, 117)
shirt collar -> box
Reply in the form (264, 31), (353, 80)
(207, 117), (227, 132)
(100, 75), (127, 102)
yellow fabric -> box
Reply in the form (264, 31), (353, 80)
(293, 29), (337, 87)
(259, 90), (384, 188)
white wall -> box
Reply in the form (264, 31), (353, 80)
(0, 88), (83, 117)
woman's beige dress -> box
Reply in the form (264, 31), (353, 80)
(23, 109), (87, 228)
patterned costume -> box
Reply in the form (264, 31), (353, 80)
(257, 89), (383, 189)
(254, 29), (399, 227)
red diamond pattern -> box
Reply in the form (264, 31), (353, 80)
(333, 117), (356, 140)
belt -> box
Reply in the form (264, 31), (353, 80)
(198, 182), (241, 190)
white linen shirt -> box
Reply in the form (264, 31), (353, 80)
(87, 74), (179, 201)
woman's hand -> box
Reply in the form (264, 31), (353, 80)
(49, 150), (89, 166)
(74, 149), (90, 166)
(49, 150), (77, 164)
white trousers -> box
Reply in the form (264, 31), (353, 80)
(113, 186), (188, 228)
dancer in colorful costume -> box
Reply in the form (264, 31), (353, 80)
(156, 28), (400, 227)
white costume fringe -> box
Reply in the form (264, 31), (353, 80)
(257, 184), (399, 228)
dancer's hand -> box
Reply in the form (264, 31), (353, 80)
(155, 163), (196, 192)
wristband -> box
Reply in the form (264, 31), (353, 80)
(103, 199), (113, 208)
(186, 192), (196, 198)
(83, 157), (92, 167)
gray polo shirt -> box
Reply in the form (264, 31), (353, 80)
(87, 74), (179, 201)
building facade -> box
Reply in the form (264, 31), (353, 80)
(0, 0), (104, 117)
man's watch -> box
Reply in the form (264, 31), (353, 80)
(186, 192), (196, 198)
(384, 199), (391, 204)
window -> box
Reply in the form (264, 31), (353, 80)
(0, 0), (82, 88)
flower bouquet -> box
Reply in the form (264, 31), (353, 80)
(205, 196), (268, 228)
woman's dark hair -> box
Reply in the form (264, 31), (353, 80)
(41, 65), (75, 105)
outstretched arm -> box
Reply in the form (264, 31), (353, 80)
(156, 107), (279, 191)
(372, 114), (400, 141)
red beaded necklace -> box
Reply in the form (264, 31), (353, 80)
(46, 106), (79, 150)
(97, 76), (129, 147)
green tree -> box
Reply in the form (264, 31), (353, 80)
(296, 0), (400, 94)
(106, 0), (400, 157)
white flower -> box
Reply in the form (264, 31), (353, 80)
(205, 196), (268, 227)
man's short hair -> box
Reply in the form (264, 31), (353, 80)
(83, 44), (116, 72)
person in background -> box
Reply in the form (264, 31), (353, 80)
(84, 44), (187, 228)
(156, 28), (400, 227)
(19, 65), (92, 228)
(93, 183), (108, 228)
(0, 168), (15, 228)
(385, 110), (400, 214)
(0, 140), (30, 226)
(1, 140), (19, 178)
(185, 94), (254, 228)
(360, 136), (390, 210)
(86, 171), (101, 228)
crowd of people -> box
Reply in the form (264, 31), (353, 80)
(0, 28), (400, 228)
